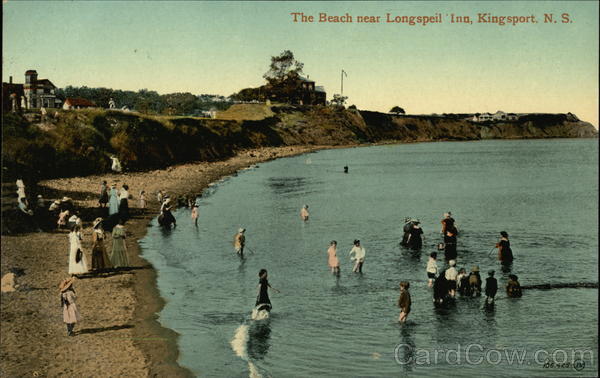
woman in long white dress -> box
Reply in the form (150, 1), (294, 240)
(68, 224), (88, 276)
(108, 184), (120, 216)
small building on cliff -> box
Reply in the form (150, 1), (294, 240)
(298, 76), (326, 106)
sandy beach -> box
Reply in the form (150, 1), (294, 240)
(0, 145), (332, 377)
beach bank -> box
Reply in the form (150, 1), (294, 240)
(0, 145), (330, 377)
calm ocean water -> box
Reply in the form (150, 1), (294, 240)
(140, 139), (598, 377)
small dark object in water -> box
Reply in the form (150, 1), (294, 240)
(343, 166), (348, 173)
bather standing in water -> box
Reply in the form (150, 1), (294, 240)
(426, 252), (438, 287)
(255, 269), (280, 313)
(234, 228), (246, 258)
(191, 204), (199, 227)
(485, 270), (498, 305)
(326, 240), (340, 275)
(300, 205), (309, 221)
(406, 221), (424, 250)
(398, 281), (411, 323)
(443, 229), (457, 261)
(349, 239), (366, 273)
(441, 212), (458, 235)
(496, 231), (514, 263)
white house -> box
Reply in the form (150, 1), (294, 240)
(477, 113), (493, 122)
(493, 111), (507, 121)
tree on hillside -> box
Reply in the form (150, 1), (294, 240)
(390, 106), (405, 115)
(348, 104), (357, 110)
(263, 50), (305, 103)
(330, 94), (348, 107)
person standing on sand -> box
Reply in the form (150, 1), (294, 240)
(139, 190), (146, 210)
(57, 209), (69, 229)
(326, 240), (340, 275)
(191, 204), (199, 227)
(234, 228), (246, 258)
(300, 205), (309, 221)
(99, 180), (109, 208)
(59, 277), (81, 336)
(349, 239), (366, 273)
(118, 184), (130, 221)
(398, 281), (411, 323)
(91, 218), (111, 272)
(110, 219), (129, 268)
(108, 184), (119, 216)
(68, 224), (88, 276)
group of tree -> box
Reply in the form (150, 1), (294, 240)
(55, 86), (232, 115)
(231, 50), (315, 104)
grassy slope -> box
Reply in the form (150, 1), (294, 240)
(2, 105), (597, 182)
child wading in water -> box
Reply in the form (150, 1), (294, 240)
(191, 204), (199, 227)
(300, 205), (309, 221)
(426, 252), (438, 287)
(326, 240), (340, 275)
(398, 281), (411, 323)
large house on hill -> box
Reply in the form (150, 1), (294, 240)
(2, 70), (61, 112)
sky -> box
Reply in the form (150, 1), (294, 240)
(3, 1), (599, 126)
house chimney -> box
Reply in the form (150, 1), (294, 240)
(9, 76), (12, 84)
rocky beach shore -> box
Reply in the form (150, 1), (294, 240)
(0, 145), (327, 377)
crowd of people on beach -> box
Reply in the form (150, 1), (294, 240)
(54, 179), (205, 336)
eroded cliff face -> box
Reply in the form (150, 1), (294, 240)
(2, 105), (597, 181)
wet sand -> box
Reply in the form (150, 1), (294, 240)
(0, 145), (332, 377)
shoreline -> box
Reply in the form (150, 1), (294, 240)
(2, 137), (595, 376)
(0, 145), (333, 377)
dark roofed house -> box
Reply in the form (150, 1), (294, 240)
(3, 70), (60, 112)
(63, 97), (97, 110)
(298, 76), (326, 106)
(24, 70), (60, 109)
(2, 76), (25, 113)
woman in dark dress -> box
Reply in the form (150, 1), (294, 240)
(98, 181), (109, 208)
(255, 269), (280, 312)
(406, 221), (424, 250)
(497, 231), (514, 263)
(444, 230), (457, 260)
